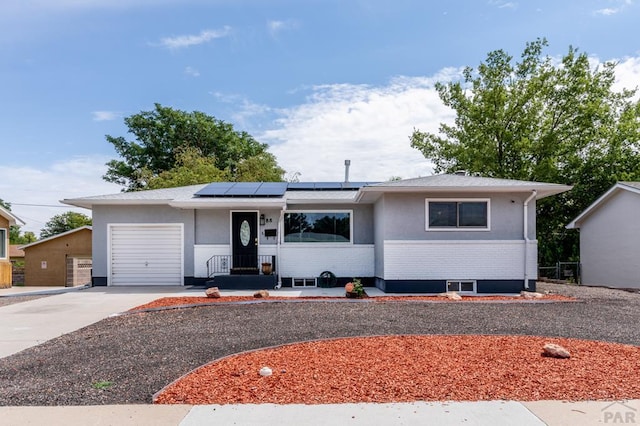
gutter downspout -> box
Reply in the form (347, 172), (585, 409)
(523, 190), (537, 290)
(275, 206), (286, 289)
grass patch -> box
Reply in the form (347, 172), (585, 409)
(91, 380), (114, 390)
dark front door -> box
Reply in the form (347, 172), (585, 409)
(231, 212), (258, 274)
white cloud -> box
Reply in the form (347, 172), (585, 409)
(595, 7), (618, 15)
(260, 73), (461, 182)
(212, 91), (274, 128)
(488, 1), (517, 9)
(267, 19), (299, 37)
(91, 110), (121, 121)
(157, 26), (231, 50)
(184, 66), (200, 77)
(612, 56), (640, 99)
(0, 156), (121, 234)
(594, 0), (634, 15)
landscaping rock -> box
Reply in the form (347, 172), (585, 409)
(254, 290), (269, 298)
(521, 291), (544, 299)
(543, 343), (571, 358)
(438, 292), (462, 301)
(205, 287), (221, 298)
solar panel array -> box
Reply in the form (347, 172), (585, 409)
(194, 181), (375, 197)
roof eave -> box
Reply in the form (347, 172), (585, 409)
(169, 198), (287, 209)
(566, 182), (639, 229)
(61, 199), (174, 209)
(359, 185), (572, 197)
(19, 225), (92, 250)
(0, 206), (25, 226)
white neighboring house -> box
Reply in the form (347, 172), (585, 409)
(62, 174), (571, 293)
(567, 182), (640, 289)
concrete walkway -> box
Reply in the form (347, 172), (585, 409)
(1, 286), (637, 425)
(1, 400), (638, 425)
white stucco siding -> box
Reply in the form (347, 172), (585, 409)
(278, 244), (375, 277)
(579, 190), (640, 288)
(383, 240), (537, 280)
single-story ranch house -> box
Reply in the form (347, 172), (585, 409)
(567, 182), (640, 289)
(62, 174), (571, 293)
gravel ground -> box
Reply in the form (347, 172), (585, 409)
(0, 295), (51, 308)
(0, 283), (638, 406)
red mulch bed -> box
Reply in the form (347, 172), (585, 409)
(130, 294), (574, 312)
(154, 335), (640, 404)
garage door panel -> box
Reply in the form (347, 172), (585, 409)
(109, 224), (183, 286)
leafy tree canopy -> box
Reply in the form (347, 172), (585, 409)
(410, 38), (640, 264)
(104, 103), (284, 191)
(40, 212), (92, 239)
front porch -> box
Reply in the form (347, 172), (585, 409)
(205, 254), (278, 290)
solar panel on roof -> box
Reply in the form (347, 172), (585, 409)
(226, 182), (261, 196)
(287, 182), (315, 190)
(194, 182), (236, 196)
(254, 182), (288, 196)
(196, 181), (378, 197)
(314, 182), (342, 190)
(195, 182), (288, 197)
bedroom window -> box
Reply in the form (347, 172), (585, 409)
(283, 211), (351, 243)
(426, 199), (489, 230)
(0, 229), (6, 258)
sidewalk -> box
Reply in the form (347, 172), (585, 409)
(2, 400), (638, 425)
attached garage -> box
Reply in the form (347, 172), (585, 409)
(109, 224), (183, 286)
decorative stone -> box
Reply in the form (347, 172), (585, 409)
(543, 343), (571, 359)
(254, 289), (269, 298)
(438, 292), (462, 300)
(259, 366), (272, 377)
(521, 291), (544, 299)
(205, 287), (221, 298)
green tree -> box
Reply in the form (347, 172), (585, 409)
(142, 146), (229, 190)
(104, 103), (284, 191)
(410, 38), (640, 264)
(40, 212), (92, 239)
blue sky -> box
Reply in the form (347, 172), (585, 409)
(1, 0), (639, 233)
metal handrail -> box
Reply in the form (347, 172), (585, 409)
(206, 254), (276, 277)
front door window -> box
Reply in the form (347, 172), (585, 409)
(239, 220), (251, 246)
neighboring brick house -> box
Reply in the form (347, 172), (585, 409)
(20, 226), (92, 287)
(0, 206), (25, 288)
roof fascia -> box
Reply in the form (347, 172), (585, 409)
(566, 183), (637, 229)
(0, 205), (25, 226)
(19, 225), (92, 250)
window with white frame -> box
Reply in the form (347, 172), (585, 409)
(426, 199), (489, 230)
(283, 211), (351, 243)
(0, 229), (6, 258)
(447, 280), (476, 293)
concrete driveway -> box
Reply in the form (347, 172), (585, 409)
(0, 286), (196, 358)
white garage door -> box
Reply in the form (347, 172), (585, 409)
(109, 224), (183, 286)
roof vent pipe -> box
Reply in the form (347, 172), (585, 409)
(344, 159), (351, 183)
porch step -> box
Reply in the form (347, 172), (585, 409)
(206, 274), (277, 290)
